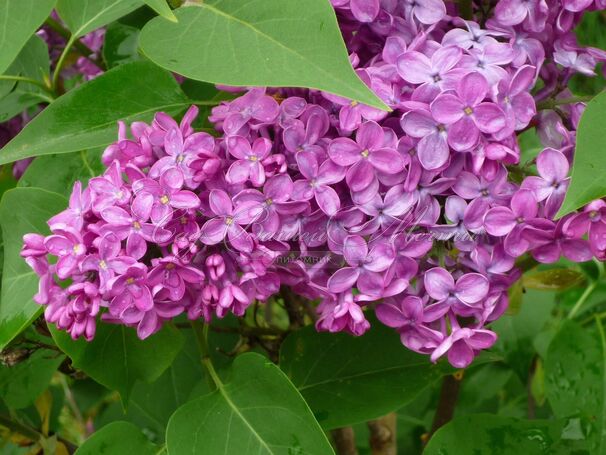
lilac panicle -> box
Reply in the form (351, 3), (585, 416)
(20, 0), (606, 369)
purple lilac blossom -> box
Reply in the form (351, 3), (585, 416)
(21, 0), (606, 369)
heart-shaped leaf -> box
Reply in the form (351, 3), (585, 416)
(166, 352), (334, 455)
(139, 1), (388, 110)
(279, 322), (447, 429)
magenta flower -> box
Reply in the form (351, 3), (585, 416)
(396, 46), (462, 92)
(531, 216), (592, 263)
(132, 168), (200, 226)
(317, 291), (370, 336)
(45, 282), (100, 341)
(48, 181), (91, 230)
(565, 200), (606, 260)
(430, 72), (506, 151)
(44, 226), (86, 280)
(149, 128), (216, 186)
(496, 65), (536, 134)
(283, 108), (329, 154)
(89, 161), (131, 213)
(292, 151), (345, 216)
(461, 43), (514, 85)
(328, 121), (404, 192)
(100, 205), (171, 260)
(402, 0), (446, 24)
(423, 267), (489, 321)
(327, 235), (394, 297)
(494, 0), (548, 32)
(352, 184), (417, 235)
(226, 136), (272, 187)
(401, 109), (450, 170)
(442, 20), (502, 50)
(107, 264), (153, 317)
(149, 256), (205, 301)
(81, 233), (135, 293)
(430, 326), (497, 368)
(387, 233), (432, 281)
(521, 148), (570, 218)
(222, 88), (279, 135)
(234, 174), (309, 237)
(484, 189), (554, 257)
(376, 296), (443, 354)
(199, 189), (257, 252)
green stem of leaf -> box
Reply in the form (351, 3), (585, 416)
(0, 75), (55, 96)
(44, 17), (102, 66)
(191, 320), (222, 390)
(537, 94), (595, 110)
(52, 36), (76, 92)
(569, 260), (605, 319)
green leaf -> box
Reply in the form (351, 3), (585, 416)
(0, 188), (67, 350)
(2, 34), (51, 99)
(0, 92), (43, 123)
(51, 323), (184, 402)
(0, 0), (55, 74)
(0, 61), (190, 165)
(166, 352), (334, 455)
(530, 357), (546, 407)
(75, 421), (157, 455)
(139, 1), (388, 110)
(143, 0), (177, 22)
(492, 289), (555, 380)
(102, 22), (141, 69)
(0, 349), (64, 409)
(279, 322), (446, 429)
(522, 268), (586, 291)
(19, 150), (104, 195)
(117, 331), (205, 442)
(424, 414), (581, 454)
(545, 320), (606, 453)
(557, 90), (606, 217)
(56, 0), (144, 38)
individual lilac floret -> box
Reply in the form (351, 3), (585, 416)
(430, 72), (506, 151)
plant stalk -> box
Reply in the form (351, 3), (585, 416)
(367, 413), (397, 455)
(426, 373), (463, 443)
(331, 427), (359, 455)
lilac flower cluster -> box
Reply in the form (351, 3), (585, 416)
(22, 0), (606, 367)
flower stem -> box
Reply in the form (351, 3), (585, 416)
(425, 372), (464, 445)
(367, 413), (397, 455)
(332, 427), (359, 455)
(537, 94), (596, 110)
(190, 100), (224, 106)
(0, 413), (78, 452)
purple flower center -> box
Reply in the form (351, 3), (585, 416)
(464, 106), (474, 115)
